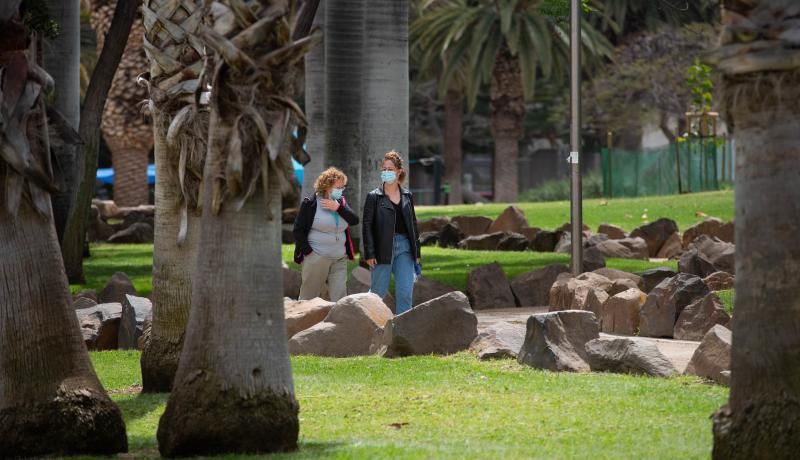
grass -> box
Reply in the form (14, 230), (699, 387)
(416, 190), (734, 232)
(91, 351), (727, 459)
(717, 289), (735, 314)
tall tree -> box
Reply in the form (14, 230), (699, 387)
(156, 1), (315, 454)
(0, 2), (127, 455)
(711, 0), (800, 457)
(301, 0), (325, 199)
(139, 0), (206, 393)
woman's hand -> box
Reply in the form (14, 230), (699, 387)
(320, 198), (340, 211)
(366, 258), (377, 268)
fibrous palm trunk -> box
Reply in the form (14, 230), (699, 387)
(0, 8), (126, 455)
(139, 0), (206, 393)
(362, 0), (409, 197)
(443, 89), (463, 204)
(301, 0), (325, 199)
(489, 46), (524, 203)
(157, 1), (314, 454)
(711, 1), (800, 457)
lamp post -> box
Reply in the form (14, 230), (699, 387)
(569, 0), (583, 274)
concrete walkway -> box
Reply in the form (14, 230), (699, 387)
(474, 308), (700, 373)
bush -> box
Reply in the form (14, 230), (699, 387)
(519, 172), (603, 202)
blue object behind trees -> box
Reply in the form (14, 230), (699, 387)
(96, 161), (304, 187)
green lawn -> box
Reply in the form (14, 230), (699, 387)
(416, 190), (734, 232)
(92, 351), (727, 459)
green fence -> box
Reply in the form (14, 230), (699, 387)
(601, 138), (726, 198)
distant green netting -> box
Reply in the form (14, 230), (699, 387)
(601, 139), (721, 198)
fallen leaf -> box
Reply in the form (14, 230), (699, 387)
(695, 211), (708, 217)
(389, 422), (409, 429)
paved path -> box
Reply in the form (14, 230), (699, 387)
(474, 308), (700, 373)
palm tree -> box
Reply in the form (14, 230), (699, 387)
(411, 0), (611, 202)
(138, 0), (206, 393)
(710, 1), (800, 457)
(156, 1), (315, 454)
(0, 3), (127, 455)
(588, 0), (718, 38)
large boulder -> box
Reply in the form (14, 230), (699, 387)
(678, 235), (736, 277)
(597, 223), (627, 240)
(673, 293), (731, 341)
(656, 232), (683, 259)
(586, 337), (678, 377)
(549, 272), (612, 313)
(118, 295), (152, 350)
(497, 232), (529, 251)
(413, 276), (457, 307)
(458, 232), (505, 251)
(593, 239), (647, 260)
(511, 264), (569, 307)
(288, 293), (393, 357)
(593, 268), (642, 286)
(531, 230), (561, 252)
(438, 222), (466, 248)
(107, 222), (154, 244)
(607, 278), (640, 297)
(92, 199), (120, 219)
(682, 217), (734, 247)
(582, 246), (607, 272)
(98, 272), (137, 305)
(685, 324), (732, 385)
(517, 310), (599, 372)
(466, 263), (516, 310)
(346, 266), (396, 312)
(469, 321), (527, 360)
(418, 231), (439, 247)
(118, 205), (155, 227)
(375, 292), (477, 357)
(704, 271), (735, 291)
(76, 303), (123, 351)
(417, 216), (451, 234)
(284, 297), (334, 338)
(638, 273), (711, 338)
(282, 262), (302, 299)
(452, 215), (492, 237)
(487, 206), (529, 233)
(636, 267), (677, 293)
(630, 218), (679, 257)
(601, 288), (646, 335)
(518, 227), (540, 243)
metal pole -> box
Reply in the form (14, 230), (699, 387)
(569, 0), (583, 274)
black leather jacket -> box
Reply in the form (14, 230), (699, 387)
(362, 185), (421, 265)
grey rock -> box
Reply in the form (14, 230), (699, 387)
(458, 232), (505, 251)
(679, 235), (735, 277)
(674, 293), (731, 341)
(470, 321), (526, 360)
(586, 336), (678, 377)
(685, 325), (732, 385)
(99, 272), (137, 305)
(438, 222), (466, 248)
(107, 222), (154, 244)
(682, 217), (734, 247)
(600, 288), (646, 335)
(466, 263), (516, 310)
(511, 264), (570, 307)
(417, 216), (451, 234)
(452, 215), (492, 237)
(531, 230), (562, 252)
(597, 223), (627, 240)
(582, 246), (607, 272)
(76, 303), (123, 351)
(630, 218), (679, 257)
(119, 295), (152, 350)
(282, 262), (302, 300)
(639, 273), (710, 338)
(413, 276), (458, 307)
(487, 206), (529, 234)
(637, 267), (677, 293)
(703, 271), (735, 291)
(517, 310), (599, 372)
(497, 232), (530, 251)
(284, 297), (334, 338)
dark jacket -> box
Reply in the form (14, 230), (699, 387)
(293, 195), (359, 264)
(362, 185), (421, 265)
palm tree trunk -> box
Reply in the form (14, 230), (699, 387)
(139, 0), (206, 394)
(44, 0), (81, 242)
(443, 89), (464, 204)
(489, 46), (524, 203)
(363, 0), (409, 196)
(301, 1), (326, 199)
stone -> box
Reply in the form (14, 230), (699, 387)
(487, 206), (529, 233)
(375, 292), (477, 358)
(347, 266), (396, 312)
(73, 296), (99, 310)
(637, 267), (677, 293)
(497, 232), (530, 251)
(466, 263), (516, 310)
(87, 205), (115, 242)
(554, 232), (573, 254)
(119, 295), (153, 350)
(107, 222), (154, 244)
(704, 271), (735, 291)
(685, 325), (732, 385)
(600, 288), (646, 335)
(582, 246), (607, 272)
(638, 273), (711, 338)
(283, 262), (302, 299)
(557, 222), (591, 233)
(73, 289), (98, 303)
(673, 293), (731, 341)
(511, 264), (570, 307)
(288, 293), (393, 357)
(470, 321), (526, 360)
(417, 216), (451, 234)
(76, 303), (123, 351)
(586, 337), (678, 377)
(630, 218), (679, 257)
(413, 276), (458, 307)
(682, 217), (734, 247)
(607, 278), (640, 296)
(585, 233), (610, 247)
(593, 239), (647, 260)
(597, 223), (627, 240)
(594, 268), (642, 286)
(452, 215), (493, 237)
(419, 231), (439, 247)
(518, 227), (540, 242)
(121, 207), (155, 228)
(517, 310), (599, 372)
(99, 272), (137, 305)
(617, 237), (650, 259)
(284, 297), (335, 338)
(531, 230), (561, 252)
(438, 222), (465, 248)
(678, 235), (735, 277)
(92, 199), (120, 219)
(549, 272), (612, 312)
(138, 317), (151, 350)
(656, 232), (683, 259)
(458, 232), (505, 251)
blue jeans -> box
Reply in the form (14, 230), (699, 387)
(370, 234), (415, 315)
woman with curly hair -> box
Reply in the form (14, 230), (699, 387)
(362, 150), (421, 314)
(293, 167), (359, 301)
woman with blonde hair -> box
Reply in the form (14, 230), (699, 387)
(293, 167), (359, 301)
(362, 150), (421, 314)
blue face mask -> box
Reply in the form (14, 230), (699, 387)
(330, 188), (344, 200)
(381, 170), (397, 184)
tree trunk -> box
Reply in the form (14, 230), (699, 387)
(443, 89), (464, 204)
(711, 70), (800, 459)
(363, 0), (409, 196)
(44, 0), (81, 242)
(62, 0), (139, 283)
(325, 0), (366, 242)
(139, 0), (205, 393)
(489, 47), (524, 203)
(301, 0), (326, 199)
